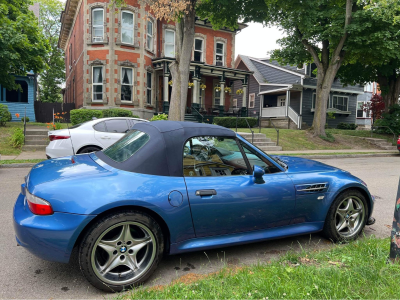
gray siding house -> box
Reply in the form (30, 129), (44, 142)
(233, 55), (365, 129)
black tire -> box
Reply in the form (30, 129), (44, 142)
(78, 146), (102, 154)
(78, 210), (164, 292)
(323, 189), (368, 243)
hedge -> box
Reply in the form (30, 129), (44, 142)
(213, 117), (258, 128)
(336, 122), (358, 130)
(103, 108), (138, 118)
(70, 109), (103, 125)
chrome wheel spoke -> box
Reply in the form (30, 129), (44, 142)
(120, 224), (135, 244)
(125, 254), (139, 271)
(335, 196), (365, 238)
(336, 219), (348, 232)
(129, 236), (152, 253)
(97, 242), (117, 256)
(100, 255), (122, 275)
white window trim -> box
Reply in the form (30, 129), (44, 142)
(357, 101), (370, 119)
(92, 65), (104, 102)
(249, 93), (255, 109)
(121, 67), (134, 102)
(331, 94), (349, 111)
(146, 20), (154, 53)
(277, 95), (286, 107)
(213, 37), (227, 66)
(215, 42), (225, 66)
(213, 80), (221, 106)
(193, 38), (204, 62)
(146, 71), (152, 105)
(92, 8), (104, 43)
(121, 10), (134, 45)
(164, 29), (175, 58)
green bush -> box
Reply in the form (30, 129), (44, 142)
(9, 128), (24, 148)
(21, 116), (30, 123)
(70, 109), (102, 125)
(213, 117), (258, 128)
(374, 104), (400, 135)
(319, 132), (335, 142)
(0, 104), (12, 126)
(102, 108), (136, 118)
(337, 122), (358, 130)
(150, 113), (168, 121)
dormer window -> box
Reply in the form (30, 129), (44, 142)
(194, 38), (203, 62)
(215, 42), (224, 66)
(92, 8), (104, 43)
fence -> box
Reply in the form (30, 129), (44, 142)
(34, 102), (75, 123)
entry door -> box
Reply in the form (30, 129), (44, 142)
(277, 95), (286, 107)
(183, 136), (296, 238)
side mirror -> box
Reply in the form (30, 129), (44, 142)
(253, 165), (265, 184)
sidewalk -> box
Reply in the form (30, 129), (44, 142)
(0, 151), (46, 160)
(268, 149), (399, 155)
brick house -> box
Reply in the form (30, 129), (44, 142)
(58, 0), (252, 119)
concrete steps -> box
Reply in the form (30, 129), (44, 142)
(238, 132), (282, 151)
(184, 114), (198, 123)
(22, 128), (49, 151)
(364, 138), (398, 150)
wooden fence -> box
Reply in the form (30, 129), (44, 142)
(34, 102), (75, 123)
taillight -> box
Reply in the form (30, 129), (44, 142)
(397, 136), (400, 145)
(49, 135), (70, 141)
(26, 188), (53, 215)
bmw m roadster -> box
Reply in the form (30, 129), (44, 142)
(13, 121), (375, 292)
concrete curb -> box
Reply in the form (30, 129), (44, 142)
(293, 153), (399, 159)
(0, 163), (36, 169)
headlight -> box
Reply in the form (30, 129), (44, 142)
(26, 188), (53, 215)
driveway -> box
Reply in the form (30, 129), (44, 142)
(0, 156), (398, 299)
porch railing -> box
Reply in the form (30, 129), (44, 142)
(262, 106), (286, 118)
(288, 106), (301, 128)
(191, 106), (204, 123)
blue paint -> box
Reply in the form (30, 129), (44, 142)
(13, 130), (375, 264)
(0, 75), (36, 122)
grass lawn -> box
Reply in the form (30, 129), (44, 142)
(0, 159), (44, 165)
(124, 236), (398, 299)
(237, 128), (395, 151)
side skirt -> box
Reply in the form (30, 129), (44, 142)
(169, 222), (324, 255)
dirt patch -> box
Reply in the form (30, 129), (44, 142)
(172, 273), (209, 285)
(302, 131), (379, 150)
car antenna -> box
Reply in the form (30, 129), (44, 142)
(66, 119), (76, 156)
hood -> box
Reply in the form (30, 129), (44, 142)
(273, 155), (344, 174)
(27, 154), (110, 191)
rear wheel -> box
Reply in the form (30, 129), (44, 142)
(323, 190), (368, 242)
(78, 146), (102, 154)
(79, 210), (164, 292)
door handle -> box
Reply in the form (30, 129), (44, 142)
(101, 136), (110, 139)
(195, 189), (217, 196)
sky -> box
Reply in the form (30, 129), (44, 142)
(235, 22), (284, 59)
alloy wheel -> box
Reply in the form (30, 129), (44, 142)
(335, 196), (365, 238)
(91, 221), (156, 286)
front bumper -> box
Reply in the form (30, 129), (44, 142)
(13, 189), (95, 263)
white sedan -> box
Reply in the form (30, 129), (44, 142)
(46, 117), (148, 158)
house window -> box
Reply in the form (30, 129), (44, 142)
(92, 8), (104, 43)
(121, 67), (133, 101)
(249, 93), (255, 108)
(332, 95), (349, 111)
(147, 20), (154, 52)
(312, 93), (330, 110)
(277, 95), (286, 107)
(364, 82), (373, 93)
(92, 66), (103, 101)
(214, 87), (221, 105)
(69, 44), (72, 68)
(5, 80), (28, 102)
(194, 38), (203, 62)
(215, 42), (224, 65)
(146, 72), (152, 105)
(164, 29), (175, 57)
(232, 98), (237, 108)
(121, 11), (134, 44)
(357, 101), (370, 118)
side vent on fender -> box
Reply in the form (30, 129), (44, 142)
(295, 183), (329, 195)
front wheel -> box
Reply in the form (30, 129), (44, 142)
(323, 190), (368, 242)
(79, 211), (164, 292)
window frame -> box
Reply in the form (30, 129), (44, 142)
(232, 98), (237, 108)
(69, 43), (72, 69)
(311, 92), (331, 111)
(214, 86), (221, 106)
(357, 101), (370, 119)
(121, 10), (135, 45)
(121, 67), (134, 102)
(92, 65), (104, 102)
(194, 38), (204, 62)
(146, 20), (154, 52)
(164, 29), (175, 58)
(331, 94), (349, 112)
(146, 71), (152, 105)
(215, 42), (224, 65)
(92, 8), (104, 43)
(249, 93), (255, 109)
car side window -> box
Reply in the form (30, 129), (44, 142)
(93, 121), (107, 132)
(239, 141), (281, 174)
(105, 120), (129, 133)
(183, 136), (249, 177)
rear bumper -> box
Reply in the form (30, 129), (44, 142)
(46, 140), (74, 159)
(13, 192), (95, 263)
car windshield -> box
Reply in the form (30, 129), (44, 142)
(102, 130), (150, 162)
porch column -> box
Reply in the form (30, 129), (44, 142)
(220, 81), (225, 106)
(285, 89), (290, 116)
(242, 84), (248, 107)
(192, 78), (199, 105)
(163, 75), (169, 103)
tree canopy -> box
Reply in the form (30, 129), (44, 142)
(0, 0), (49, 90)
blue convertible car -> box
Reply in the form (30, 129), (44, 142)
(14, 121), (375, 291)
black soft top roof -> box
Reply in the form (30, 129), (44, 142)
(96, 121), (236, 176)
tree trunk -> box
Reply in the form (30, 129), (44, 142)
(378, 73), (400, 112)
(167, 4), (196, 121)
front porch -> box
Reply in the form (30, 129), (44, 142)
(152, 58), (253, 122)
(260, 86), (303, 129)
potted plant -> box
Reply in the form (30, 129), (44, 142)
(214, 86), (221, 92)
(236, 89), (244, 95)
(200, 83), (206, 90)
(188, 82), (194, 89)
(168, 80), (173, 86)
(224, 87), (231, 93)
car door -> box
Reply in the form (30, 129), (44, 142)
(184, 136), (296, 238)
(94, 119), (129, 148)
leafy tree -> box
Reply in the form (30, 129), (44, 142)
(0, 0), (49, 90)
(36, 0), (65, 103)
(364, 0), (400, 24)
(362, 94), (385, 125)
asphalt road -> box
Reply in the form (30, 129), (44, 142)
(0, 156), (399, 299)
